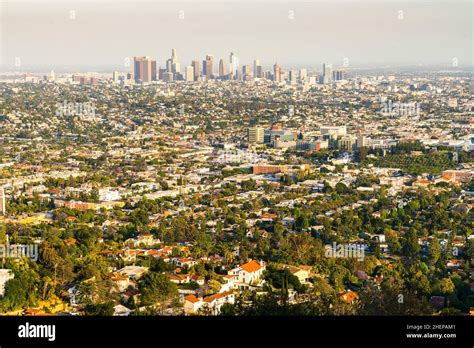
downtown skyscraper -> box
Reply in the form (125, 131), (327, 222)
(219, 59), (227, 79)
(134, 56), (156, 82)
(192, 60), (200, 81)
(229, 52), (239, 80)
(322, 63), (333, 84)
(203, 54), (214, 80)
(253, 59), (262, 79)
(166, 49), (181, 80)
(273, 63), (283, 83)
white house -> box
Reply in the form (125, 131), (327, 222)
(109, 272), (131, 293)
(228, 260), (266, 286)
(217, 274), (235, 293)
(125, 234), (161, 248)
(116, 266), (148, 280)
(184, 291), (235, 315)
(184, 295), (202, 315)
(202, 291), (235, 315)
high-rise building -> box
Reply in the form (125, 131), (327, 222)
(166, 59), (173, 72)
(299, 68), (307, 82)
(151, 61), (157, 81)
(273, 63), (283, 83)
(322, 63), (333, 84)
(168, 48), (180, 75)
(253, 59), (262, 79)
(202, 60), (207, 77)
(248, 127), (264, 144)
(158, 68), (167, 80)
(333, 70), (344, 81)
(229, 52), (239, 80)
(0, 187), (5, 215)
(113, 71), (120, 83)
(242, 65), (252, 81)
(185, 66), (194, 82)
(173, 62), (180, 75)
(134, 56), (156, 82)
(192, 60), (200, 81)
(289, 70), (297, 85)
(204, 54), (214, 79)
(219, 59), (227, 78)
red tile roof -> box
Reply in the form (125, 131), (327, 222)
(240, 260), (263, 273)
(184, 295), (200, 303)
(203, 291), (233, 303)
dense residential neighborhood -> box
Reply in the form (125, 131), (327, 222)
(0, 66), (472, 317)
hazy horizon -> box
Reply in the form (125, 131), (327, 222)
(1, 0), (472, 71)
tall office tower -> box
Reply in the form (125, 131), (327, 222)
(171, 48), (178, 62)
(0, 187), (5, 215)
(134, 56), (144, 82)
(113, 71), (120, 83)
(151, 61), (157, 81)
(219, 59), (227, 78)
(204, 54), (214, 79)
(185, 66), (194, 82)
(229, 52), (239, 80)
(256, 65), (263, 79)
(192, 60), (200, 81)
(299, 68), (307, 82)
(289, 70), (297, 85)
(202, 60), (207, 78)
(253, 59), (262, 79)
(333, 70), (344, 81)
(169, 48), (180, 75)
(173, 62), (181, 75)
(273, 63), (283, 83)
(248, 127), (264, 144)
(322, 63), (333, 84)
(134, 56), (156, 82)
(158, 68), (167, 80)
(242, 65), (252, 81)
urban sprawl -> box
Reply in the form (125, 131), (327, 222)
(0, 49), (473, 317)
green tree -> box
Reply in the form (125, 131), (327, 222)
(139, 272), (178, 313)
(427, 237), (441, 267)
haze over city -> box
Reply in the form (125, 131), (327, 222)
(1, 0), (472, 71)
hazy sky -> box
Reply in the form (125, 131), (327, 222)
(0, 0), (472, 71)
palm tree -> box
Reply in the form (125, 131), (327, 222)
(224, 247), (234, 267)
